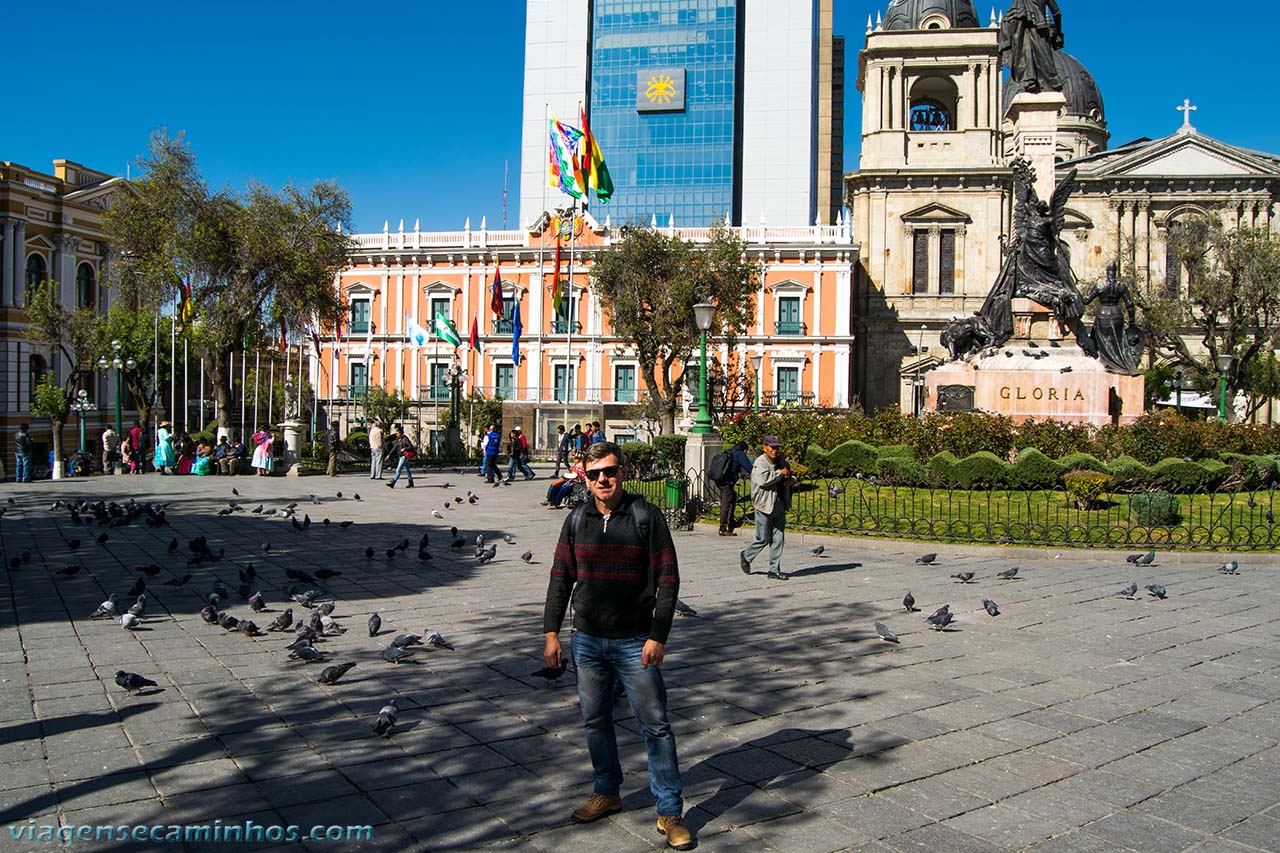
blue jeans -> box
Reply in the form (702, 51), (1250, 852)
(389, 455), (414, 485)
(507, 456), (535, 481)
(483, 454), (499, 482)
(571, 632), (683, 816)
(743, 506), (786, 573)
(15, 452), (29, 482)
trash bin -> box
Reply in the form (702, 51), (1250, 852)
(664, 476), (688, 511)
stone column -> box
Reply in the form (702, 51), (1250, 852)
(1006, 92), (1067, 202)
(55, 234), (80, 306)
(1, 217), (14, 306)
(11, 220), (26, 303)
(282, 419), (307, 476)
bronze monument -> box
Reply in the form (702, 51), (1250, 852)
(999, 0), (1064, 94)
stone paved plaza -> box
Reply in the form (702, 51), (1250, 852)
(1, 468), (1278, 853)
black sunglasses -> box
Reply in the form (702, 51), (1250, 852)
(585, 465), (621, 482)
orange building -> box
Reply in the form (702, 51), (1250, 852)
(316, 214), (858, 453)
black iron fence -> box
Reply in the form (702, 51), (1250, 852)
(630, 469), (1280, 551)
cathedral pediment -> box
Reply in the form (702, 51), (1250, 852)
(900, 202), (973, 225)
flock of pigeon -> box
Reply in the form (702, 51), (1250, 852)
(6, 481), (542, 740)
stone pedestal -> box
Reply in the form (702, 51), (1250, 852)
(282, 420), (308, 477)
(684, 431), (723, 499)
(1007, 91), (1067, 202)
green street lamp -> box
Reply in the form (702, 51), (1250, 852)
(750, 353), (763, 413)
(1217, 353), (1233, 422)
(1174, 368), (1184, 416)
(97, 339), (136, 472)
(691, 302), (715, 434)
(70, 389), (93, 454)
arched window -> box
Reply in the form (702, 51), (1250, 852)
(909, 77), (958, 132)
(28, 354), (47, 406)
(24, 254), (47, 305)
(76, 263), (96, 308)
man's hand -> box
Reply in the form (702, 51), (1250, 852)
(641, 640), (665, 669)
(543, 633), (562, 669)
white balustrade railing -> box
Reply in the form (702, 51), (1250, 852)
(348, 222), (850, 252)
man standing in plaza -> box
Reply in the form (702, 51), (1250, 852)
(739, 436), (796, 580)
(541, 441), (694, 851)
(715, 441), (753, 536)
(482, 424), (501, 483)
(554, 425), (572, 476)
(326, 420), (342, 477)
(14, 423), (32, 483)
(386, 425), (415, 488)
(101, 424), (120, 475)
(368, 421), (385, 480)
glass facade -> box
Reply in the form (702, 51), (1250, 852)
(589, 0), (738, 228)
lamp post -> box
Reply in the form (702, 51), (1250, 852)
(71, 390), (93, 454)
(691, 302), (715, 434)
(749, 353), (763, 413)
(1174, 369), (1183, 416)
(914, 324), (927, 417)
(1217, 353), (1234, 422)
(97, 339), (136, 472)
(445, 362), (467, 459)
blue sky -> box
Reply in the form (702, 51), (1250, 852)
(4, 1), (1269, 232)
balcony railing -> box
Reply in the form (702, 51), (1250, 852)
(774, 321), (807, 336)
(336, 384), (369, 400)
(492, 318), (514, 335)
(349, 321), (370, 335)
(325, 385), (654, 405)
(762, 391), (815, 407)
(551, 319), (582, 334)
(416, 384), (451, 401)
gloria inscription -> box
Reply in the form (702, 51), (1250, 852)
(1000, 385), (1086, 402)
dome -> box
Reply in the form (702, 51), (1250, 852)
(1003, 51), (1105, 122)
(883, 0), (981, 30)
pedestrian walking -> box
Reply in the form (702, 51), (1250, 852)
(739, 436), (796, 580)
(515, 426), (535, 480)
(386, 426), (416, 488)
(14, 423), (32, 483)
(368, 421), (385, 480)
(541, 441), (694, 850)
(326, 421), (342, 477)
(128, 421), (145, 474)
(153, 421), (176, 475)
(482, 424), (501, 483)
(554, 425), (572, 476)
(101, 425), (120, 475)
(713, 441), (753, 536)
(250, 429), (274, 476)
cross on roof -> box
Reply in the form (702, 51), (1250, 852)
(1177, 99), (1197, 131)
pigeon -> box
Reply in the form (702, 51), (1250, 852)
(1145, 584), (1167, 599)
(200, 605), (220, 625)
(261, 542), (271, 554)
(6, 557), (19, 571)
(288, 644), (324, 663)
(212, 581), (230, 600)
(267, 609), (294, 632)
(238, 620), (260, 636)
(291, 518), (303, 532)
(477, 545), (498, 565)
(675, 599), (698, 617)
(521, 550), (534, 564)
(232, 488), (240, 496)
(368, 613), (382, 637)
(926, 603), (951, 621)
(432, 510), (444, 519)
(292, 589), (323, 608)
(340, 520), (353, 528)
(996, 567), (1019, 580)
(251, 504), (264, 514)
(236, 582), (251, 600)
(951, 572), (975, 583)
(303, 515), (311, 528)
(316, 569), (342, 581)
(317, 601), (336, 617)
(218, 613), (240, 631)
(996, 533), (1014, 545)
(530, 663), (567, 681)
(417, 550), (433, 563)
(1117, 582), (1139, 599)
(353, 493), (361, 501)
(126, 577), (145, 597)
(164, 573), (193, 587)
(318, 662), (357, 685)
(916, 553), (938, 565)
(927, 609), (954, 630)
(1218, 560), (1240, 575)
(319, 614), (345, 635)
(372, 700), (398, 737)
(364, 546), (375, 559)
(67, 539), (81, 551)
(381, 647), (415, 664)
(475, 533), (486, 548)
(903, 591), (915, 612)
(810, 545), (825, 556)
(90, 594), (119, 619)
(423, 629), (453, 650)
(56, 565), (81, 577)
(95, 533), (109, 545)
(120, 612), (141, 630)
(1060, 366), (1072, 374)
(128, 595), (146, 618)
(503, 534), (516, 545)
(248, 592), (266, 612)
(1128, 548), (1155, 566)
(828, 483), (844, 499)
(115, 670), (158, 695)
(385, 548), (397, 560)
(390, 633), (422, 648)
(982, 598), (1000, 617)
(874, 621), (899, 643)
(450, 537), (466, 549)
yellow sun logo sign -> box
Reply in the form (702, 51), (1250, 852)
(645, 74), (677, 105)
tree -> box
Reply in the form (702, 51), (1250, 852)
(360, 386), (410, 430)
(1137, 223), (1280, 419)
(591, 225), (761, 433)
(103, 130), (353, 434)
(102, 305), (171, 431)
(25, 281), (105, 477)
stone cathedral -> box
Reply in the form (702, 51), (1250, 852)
(846, 0), (1280, 415)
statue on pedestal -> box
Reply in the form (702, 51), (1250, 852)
(1083, 260), (1144, 375)
(999, 0), (1064, 93)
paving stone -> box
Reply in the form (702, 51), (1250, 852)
(1219, 813), (1280, 850)
(1135, 790), (1263, 835)
(1084, 811), (1205, 852)
(818, 795), (931, 840)
(878, 778), (991, 820)
(943, 804), (1076, 850)
(885, 821), (1006, 852)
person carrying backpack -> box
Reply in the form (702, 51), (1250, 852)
(385, 426), (416, 488)
(541, 440), (694, 850)
(711, 441), (753, 536)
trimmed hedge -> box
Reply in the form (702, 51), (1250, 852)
(1063, 470), (1111, 510)
(1058, 452), (1110, 474)
(1008, 448), (1063, 490)
(345, 430), (370, 454)
(1131, 491), (1181, 525)
(876, 457), (928, 486)
(952, 452), (1009, 488)
(1220, 452), (1277, 489)
(1150, 458), (1229, 493)
(877, 444), (915, 461)
(928, 451), (960, 487)
(1107, 456), (1153, 491)
(650, 435), (687, 467)
(826, 440), (880, 477)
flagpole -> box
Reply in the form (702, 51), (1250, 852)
(268, 356), (275, 427)
(169, 292), (176, 435)
(240, 347), (246, 438)
(152, 309), (158, 439)
(254, 351), (260, 435)
(565, 195), (578, 435)
(199, 356), (205, 431)
(540, 101), (549, 451)
(183, 338), (189, 435)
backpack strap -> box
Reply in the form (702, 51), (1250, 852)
(571, 494), (651, 545)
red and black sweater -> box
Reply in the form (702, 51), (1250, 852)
(542, 492), (680, 644)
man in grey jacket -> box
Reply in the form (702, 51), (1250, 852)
(739, 435), (796, 580)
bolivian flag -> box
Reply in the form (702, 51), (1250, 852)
(580, 107), (613, 204)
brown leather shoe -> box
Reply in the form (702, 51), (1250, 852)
(656, 814), (696, 850)
(571, 793), (622, 824)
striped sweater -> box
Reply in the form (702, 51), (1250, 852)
(542, 492), (680, 643)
